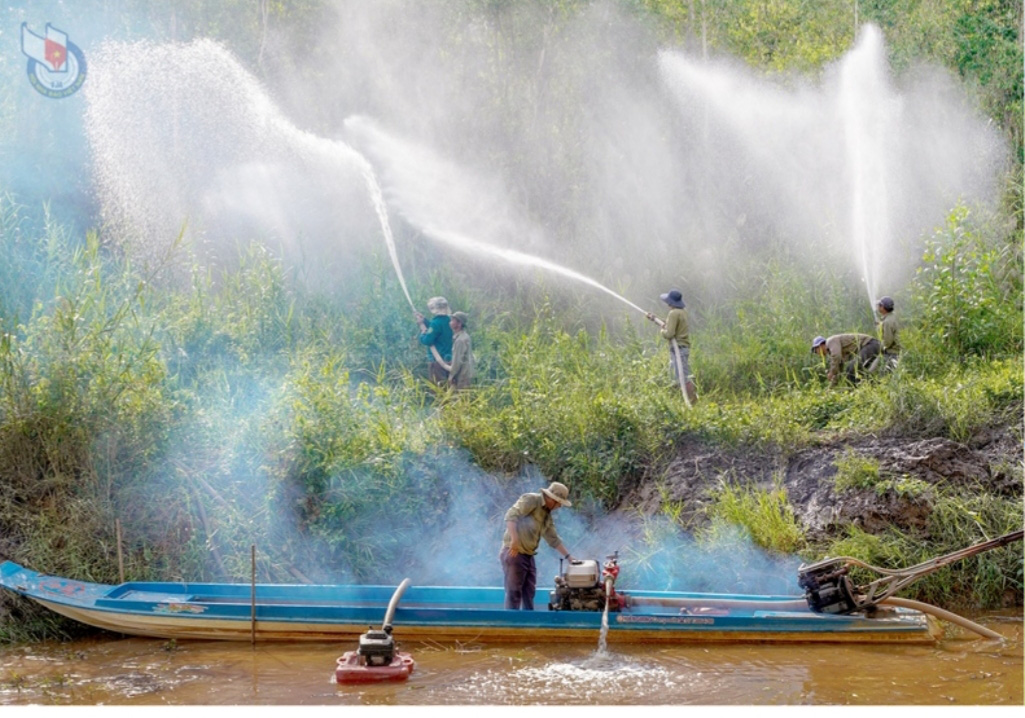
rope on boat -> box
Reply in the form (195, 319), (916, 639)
(250, 544), (257, 645)
(880, 597), (1003, 641)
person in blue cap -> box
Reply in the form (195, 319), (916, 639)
(647, 289), (697, 404)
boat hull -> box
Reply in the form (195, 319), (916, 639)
(1, 561), (941, 645)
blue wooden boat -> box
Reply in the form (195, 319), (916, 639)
(0, 560), (940, 644)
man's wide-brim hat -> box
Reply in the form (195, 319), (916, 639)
(541, 481), (572, 507)
(452, 311), (469, 328)
(811, 335), (827, 351)
(660, 289), (685, 309)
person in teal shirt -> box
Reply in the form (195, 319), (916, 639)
(415, 296), (453, 385)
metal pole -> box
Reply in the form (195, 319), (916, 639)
(250, 544), (256, 645)
(115, 519), (125, 584)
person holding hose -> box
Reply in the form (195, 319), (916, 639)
(647, 288), (697, 405)
(868, 296), (900, 373)
(415, 296), (453, 385)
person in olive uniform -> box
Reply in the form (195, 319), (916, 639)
(500, 482), (573, 610)
(811, 332), (880, 386)
(868, 296), (900, 373)
(646, 289), (696, 404)
(447, 311), (475, 391)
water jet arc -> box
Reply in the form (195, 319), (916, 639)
(422, 225), (649, 318)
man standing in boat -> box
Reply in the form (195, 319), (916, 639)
(500, 482), (573, 610)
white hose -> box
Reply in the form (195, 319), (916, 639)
(670, 339), (692, 408)
(881, 596), (1003, 641)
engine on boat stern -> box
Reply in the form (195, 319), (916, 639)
(797, 560), (861, 615)
(548, 552), (624, 612)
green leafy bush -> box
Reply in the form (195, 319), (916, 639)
(911, 204), (1023, 363)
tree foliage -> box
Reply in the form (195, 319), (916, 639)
(911, 203), (1023, 360)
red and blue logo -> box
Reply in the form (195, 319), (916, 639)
(20, 23), (86, 99)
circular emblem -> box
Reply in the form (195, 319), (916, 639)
(20, 23), (87, 99)
(26, 41), (87, 99)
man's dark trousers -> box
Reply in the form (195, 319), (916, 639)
(500, 547), (536, 610)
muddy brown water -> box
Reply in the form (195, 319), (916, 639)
(0, 611), (1020, 707)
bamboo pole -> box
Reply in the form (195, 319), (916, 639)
(115, 519), (125, 584)
(250, 544), (257, 645)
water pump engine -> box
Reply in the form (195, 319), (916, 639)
(548, 553), (623, 612)
(356, 627), (396, 666)
(797, 561), (860, 615)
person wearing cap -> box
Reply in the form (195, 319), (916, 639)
(868, 296), (900, 373)
(500, 482), (573, 610)
(415, 296), (453, 385)
(646, 289), (697, 404)
(811, 332), (881, 386)
(447, 311), (475, 391)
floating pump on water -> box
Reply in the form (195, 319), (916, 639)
(335, 578), (415, 684)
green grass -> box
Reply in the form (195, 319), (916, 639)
(832, 449), (882, 492)
(702, 478), (806, 555)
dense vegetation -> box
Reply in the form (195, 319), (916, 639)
(0, 0), (1021, 642)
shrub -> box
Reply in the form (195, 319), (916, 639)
(910, 203), (1023, 362)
